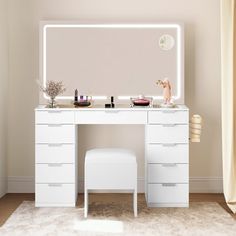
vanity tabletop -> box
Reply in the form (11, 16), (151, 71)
(35, 104), (189, 111)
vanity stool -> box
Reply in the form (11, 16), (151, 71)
(84, 148), (137, 218)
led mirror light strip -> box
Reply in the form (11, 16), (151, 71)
(42, 23), (182, 101)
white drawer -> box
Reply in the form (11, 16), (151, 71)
(36, 144), (75, 163)
(75, 110), (147, 124)
(146, 124), (188, 143)
(148, 164), (188, 183)
(36, 164), (75, 183)
(35, 125), (75, 143)
(35, 183), (75, 206)
(146, 144), (188, 163)
(35, 110), (74, 124)
(148, 183), (188, 203)
(148, 110), (188, 124)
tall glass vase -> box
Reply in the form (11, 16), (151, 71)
(48, 97), (57, 108)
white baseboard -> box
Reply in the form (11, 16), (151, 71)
(0, 183), (7, 198)
(0, 191), (6, 198)
(7, 176), (223, 193)
(8, 176), (35, 193)
(189, 177), (223, 193)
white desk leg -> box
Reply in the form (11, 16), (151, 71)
(84, 189), (88, 218)
(133, 188), (137, 217)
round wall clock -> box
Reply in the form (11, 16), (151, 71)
(159, 34), (175, 50)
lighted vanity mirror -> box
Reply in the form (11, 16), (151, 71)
(39, 22), (184, 104)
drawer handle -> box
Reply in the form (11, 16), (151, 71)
(162, 110), (177, 113)
(162, 124), (177, 127)
(162, 143), (177, 147)
(104, 110), (120, 113)
(48, 184), (62, 187)
(162, 163), (177, 167)
(48, 164), (62, 167)
(48, 144), (63, 147)
(47, 110), (62, 113)
(47, 124), (62, 127)
(162, 183), (176, 187)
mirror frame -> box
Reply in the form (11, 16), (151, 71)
(39, 22), (184, 103)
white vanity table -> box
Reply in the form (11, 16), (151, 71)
(35, 105), (189, 207)
(36, 21), (188, 208)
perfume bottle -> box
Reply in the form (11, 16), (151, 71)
(74, 89), (78, 102)
(111, 96), (115, 108)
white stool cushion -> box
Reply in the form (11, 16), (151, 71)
(85, 148), (137, 190)
(85, 148), (136, 164)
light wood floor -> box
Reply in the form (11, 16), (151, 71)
(0, 193), (235, 227)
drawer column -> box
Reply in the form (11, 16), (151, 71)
(35, 110), (77, 207)
(145, 109), (189, 207)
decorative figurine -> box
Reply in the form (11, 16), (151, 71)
(156, 78), (174, 107)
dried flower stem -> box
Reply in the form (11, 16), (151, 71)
(37, 80), (66, 108)
(39, 80), (66, 99)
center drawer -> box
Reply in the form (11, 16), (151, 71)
(36, 144), (75, 163)
(36, 164), (75, 183)
(35, 125), (75, 143)
(75, 110), (147, 124)
(148, 164), (188, 183)
(146, 124), (188, 143)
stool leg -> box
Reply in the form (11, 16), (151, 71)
(84, 189), (88, 218)
(133, 189), (137, 217)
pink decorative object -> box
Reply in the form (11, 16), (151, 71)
(133, 99), (150, 106)
(130, 95), (153, 107)
(156, 78), (172, 105)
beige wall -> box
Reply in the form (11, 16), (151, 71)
(7, 0), (222, 191)
(0, 0), (8, 197)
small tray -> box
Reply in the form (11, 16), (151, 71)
(159, 103), (176, 108)
(74, 101), (91, 107)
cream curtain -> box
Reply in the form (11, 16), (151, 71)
(221, 0), (236, 213)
